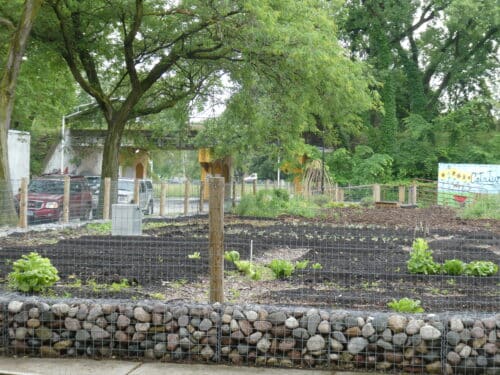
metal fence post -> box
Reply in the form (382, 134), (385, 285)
(63, 175), (70, 223)
(184, 180), (190, 216)
(160, 182), (167, 216)
(18, 177), (28, 228)
(103, 177), (111, 220)
(208, 177), (224, 303)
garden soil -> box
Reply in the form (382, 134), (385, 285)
(0, 207), (498, 313)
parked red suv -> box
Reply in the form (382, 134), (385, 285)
(19, 175), (93, 223)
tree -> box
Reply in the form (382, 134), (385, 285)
(340, 0), (499, 177)
(0, 0), (43, 225)
(39, 0), (374, 191)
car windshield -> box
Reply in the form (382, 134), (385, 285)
(29, 180), (64, 194)
(118, 180), (135, 191)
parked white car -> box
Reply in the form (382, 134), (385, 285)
(117, 178), (154, 215)
(244, 173), (258, 182)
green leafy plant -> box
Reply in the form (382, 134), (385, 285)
(150, 292), (165, 300)
(109, 279), (130, 292)
(459, 194), (500, 220)
(312, 262), (323, 270)
(295, 260), (309, 270)
(269, 259), (295, 278)
(387, 298), (424, 313)
(407, 238), (441, 275)
(224, 250), (240, 263)
(442, 259), (466, 275)
(465, 261), (498, 276)
(8, 252), (60, 292)
(188, 252), (201, 260)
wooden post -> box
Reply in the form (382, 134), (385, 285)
(240, 180), (245, 198)
(410, 183), (418, 205)
(160, 182), (167, 216)
(208, 177), (224, 303)
(398, 185), (406, 204)
(339, 188), (344, 202)
(133, 179), (140, 205)
(63, 175), (70, 223)
(252, 179), (257, 195)
(103, 177), (111, 220)
(198, 181), (204, 213)
(18, 177), (28, 228)
(231, 180), (236, 208)
(184, 180), (190, 216)
(265, 180), (269, 190)
(372, 184), (381, 202)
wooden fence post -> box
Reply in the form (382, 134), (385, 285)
(252, 180), (257, 195)
(18, 177), (28, 228)
(373, 184), (381, 202)
(240, 180), (245, 198)
(410, 183), (418, 205)
(198, 181), (204, 213)
(184, 180), (190, 216)
(103, 177), (111, 220)
(133, 179), (140, 205)
(160, 182), (167, 216)
(63, 175), (70, 223)
(398, 185), (406, 204)
(208, 177), (225, 303)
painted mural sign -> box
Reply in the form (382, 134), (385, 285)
(438, 163), (500, 207)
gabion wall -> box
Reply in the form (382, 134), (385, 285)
(1, 297), (499, 374)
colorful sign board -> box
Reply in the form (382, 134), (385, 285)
(438, 163), (500, 206)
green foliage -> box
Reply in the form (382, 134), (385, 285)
(224, 250), (240, 263)
(312, 263), (323, 270)
(235, 189), (319, 219)
(188, 252), (201, 260)
(407, 238), (440, 275)
(327, 146), (393, 185)
(86, 222), (112, 234)
(269, 259), (295, 279)
(109, 279), (130, 293)
(460, 194), (500, 220)
(442, 259), (466, 276)
(8, 252), (59, 292)
(387, 298), (424, 313)
(295, 260), (309, 270)
(465, 261), (498, 277)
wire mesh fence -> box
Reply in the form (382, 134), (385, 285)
(0, 177), (498, 372)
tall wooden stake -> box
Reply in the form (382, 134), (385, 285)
(208, 177), (224, 303)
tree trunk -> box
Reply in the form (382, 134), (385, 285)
(0, 0), (43, 226)
(97, 119), (125, 217)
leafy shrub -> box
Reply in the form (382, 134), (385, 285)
(442, 259), (466, 275)
(407, 238), (441, 275)
(311, 194), (331, 207)
(387, 298), (424, 313)
(8, 252), (60, 292)
(269, 259), (295, 278)
(312, 262), (323, 270)
(360, 197), (374, 207)
(464, 261), (498, 276)
(234, 189), (318, 218)
(460, 194), (500, 220)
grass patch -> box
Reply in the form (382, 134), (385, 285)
(460, 194), (500, 220)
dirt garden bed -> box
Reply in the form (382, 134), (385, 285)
(0, 207), (498, 313)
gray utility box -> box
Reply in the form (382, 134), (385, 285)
(112, 204), (142, 236)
